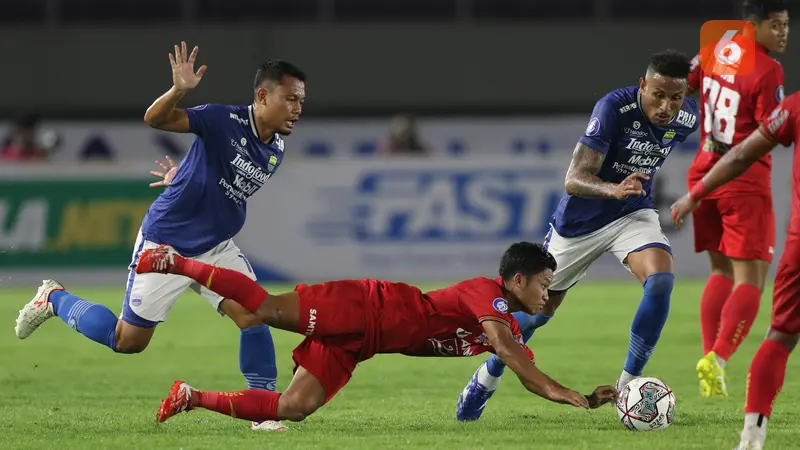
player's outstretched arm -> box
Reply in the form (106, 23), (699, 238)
(671, 128), (778, 228)
(564, 144), (647, 199)
(144, 41), (207, 133)
(483, 321), (617, 408)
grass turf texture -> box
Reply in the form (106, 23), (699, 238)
(2, 280), (799, 449)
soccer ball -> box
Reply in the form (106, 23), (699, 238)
(616, 377), (675, 431)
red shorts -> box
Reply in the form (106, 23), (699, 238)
(291, 280), (374, 404)
(691, 194), (775, 262)
(771, 236), (800, 334)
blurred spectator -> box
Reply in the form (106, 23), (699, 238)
(0, 113), (59, 162)
(383, 113), (430, 155)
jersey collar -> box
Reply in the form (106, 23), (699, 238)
(248, 105), (276, 145)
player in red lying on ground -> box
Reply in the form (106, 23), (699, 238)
(134, 241), (619, 424)
(672, 92), (800, 450)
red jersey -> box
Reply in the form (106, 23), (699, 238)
(372, 277), (534, 361)
(687, 43), (785, 198)
(760, 93), (800, 236)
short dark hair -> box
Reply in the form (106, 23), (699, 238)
(647, 50), (692, 79)
(253, 60), (307, 94)
(498, 242), (557, 282)
(742, 0), (787, 21)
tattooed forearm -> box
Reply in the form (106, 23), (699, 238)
(564, 144), (619, 199)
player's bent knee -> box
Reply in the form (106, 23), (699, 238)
(278, 394), (322, 422)
(115, 320), (156, 354)
(220, 299), (264, 329)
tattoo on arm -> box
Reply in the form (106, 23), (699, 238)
(564, 144), (618, 198)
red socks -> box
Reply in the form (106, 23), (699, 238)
(174, 258), (268, 312)
(745, 339), (791, 418)
(196, 389), (282, 421)
(700, 275), (734, 354)
(712, 283), (761, 360)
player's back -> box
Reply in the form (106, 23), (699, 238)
(688, 45), (784, 198)
(141, 104), (285, 257)
(371, 277), (518, 357)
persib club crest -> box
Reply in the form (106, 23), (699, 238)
(268, 155), (278, 171)
(662, 130), (676, 144)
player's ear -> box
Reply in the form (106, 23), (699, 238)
(639, 77), (646, 91)
(256, 87), (269, 105)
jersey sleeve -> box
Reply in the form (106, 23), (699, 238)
(577, 95), (620, 155)
(754, 64), (785, 124)
(186, 103), (222, 137)
(688, 53), (702, 92)
(760, 98), (797, 147)
(460, 282), (513, 329)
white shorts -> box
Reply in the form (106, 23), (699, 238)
(544, 209), (671, 291)
(120, 229), (257, 328)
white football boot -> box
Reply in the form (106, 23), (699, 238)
(15, 280), (63, 339)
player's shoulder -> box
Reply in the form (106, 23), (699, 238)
(599, 86), (638, 111)
(782, 92), (800, 111)
(680, 96), (700, 119)
(189, 103), (248, 118)
(448, 276), (500, 292)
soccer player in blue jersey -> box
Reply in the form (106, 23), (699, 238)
(14, 42), (305, 431)
(455, 50), (700, 421)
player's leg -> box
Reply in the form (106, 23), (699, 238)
(135, 244), (302, 333)
(611, 209), (675, 390)
(15, 232), (184, 354)
(456, 226), (600, 421)
(194, 241), (282, 431)
(735, 240), (800, 450)
(710, 196), (773, 365)
(157, 338), (355, 423)
(692, 199), (734, 354)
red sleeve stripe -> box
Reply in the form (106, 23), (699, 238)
(478, 316), (511, 328)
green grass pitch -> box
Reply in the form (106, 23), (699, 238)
(2, 280), (800, 449)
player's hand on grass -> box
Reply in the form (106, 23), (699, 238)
(169, 41), (207, 92)
(553, 387), (590, 409)
(585, 385), (618, 409)
(613, 172), (649, 199)
(149, 155), (178, 188)
(669, 193), (699, 230)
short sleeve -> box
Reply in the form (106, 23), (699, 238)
(185, 103), (220, 137)
(461, 281), (513, 329)
(754, 64), (785, 124)
(577, 95), (620, 155)
(688, 53), (702, 92)
(760, 98), (797, 147)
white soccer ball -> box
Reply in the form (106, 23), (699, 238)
(616, 377), (675, 431)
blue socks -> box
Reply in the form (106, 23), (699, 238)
(485, 312), (553, 377)
(239, 325), (278, 392)
(50, 290), (118, 351)
(624, 272), (674, 377)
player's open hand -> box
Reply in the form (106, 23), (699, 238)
(670, 193), (699, 230)
(149, 155), (178, 188)
(586, 385), (618, 409)
(613, 172), (649, 199)
(169, 41), (207, 92)
(554, 388), (590, 409)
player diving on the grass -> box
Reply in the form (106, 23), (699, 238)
(455, 49), (700, 421)
(14, 41), (306, 432)
(131, 241), (618, 424)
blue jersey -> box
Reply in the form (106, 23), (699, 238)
(141, 104), (285, 256)
(552, 86), (699, 237)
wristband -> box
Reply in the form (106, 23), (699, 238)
(689, 181), (711, 202)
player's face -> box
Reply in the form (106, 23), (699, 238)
(754, 11), (790, 53)
(638, 73), (687, 127)
(257, 76), (306, 136)
(508, 269), (553, 315)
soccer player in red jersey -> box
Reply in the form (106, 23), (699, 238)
(686, 0), (789, 397)
(672, 92), (800, 450)
(131, 242), (618, 424)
